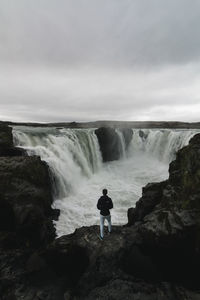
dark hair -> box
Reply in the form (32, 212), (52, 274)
(102, 189), (108, 195)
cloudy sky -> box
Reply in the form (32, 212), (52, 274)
(0, 0), (200, 122)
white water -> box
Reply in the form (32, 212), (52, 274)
(13, 127), (199, 236)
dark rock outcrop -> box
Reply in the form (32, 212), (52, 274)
(95, 127), (121, 161)
(127, 133), (200, 290)
(139, 129), (148, 140)
(128, 181), (168, 225)
(0, 124), (58, 248)
(0, 124), (26, 156)
(0, 124), (13, 149)
(2, 225), (199, 300)
(0, 156), (56, 247)
(95, 127), (133, 162)
(128, 134), (200, 239)
(0, 124), (60, 299)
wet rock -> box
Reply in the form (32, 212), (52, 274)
(139, 129), (148, 140)
(95, 127), (122, 161)
(95, 127), (133, 162)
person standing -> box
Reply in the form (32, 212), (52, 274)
(97, 188), (113, 240)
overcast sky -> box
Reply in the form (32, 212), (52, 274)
(1, 0), (200, 122)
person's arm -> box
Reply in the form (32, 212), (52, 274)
(109, 198), (113, 209)
(97, 198), (102, 210)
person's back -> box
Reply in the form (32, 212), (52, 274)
(97, 189), (113, 240)
(97, 194), (113, 216)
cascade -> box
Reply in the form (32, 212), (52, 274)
(13, 127), (199, 236)
(128, 129), (197, 163)
(116, 129), (126, 159)
(13, 127), (102, 198)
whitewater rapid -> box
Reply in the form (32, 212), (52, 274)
(13, 127), (199, 236)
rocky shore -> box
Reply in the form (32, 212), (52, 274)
(0, 124), (200, 299)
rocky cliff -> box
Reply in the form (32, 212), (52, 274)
(0, 125), (60, 299)
(0, 125), (200, 299)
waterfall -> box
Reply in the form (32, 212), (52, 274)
(116, 129), (126, 159)
(128, 129), (198, 163)
(13, 127), (102, 198)
(13, 126), (199, 236)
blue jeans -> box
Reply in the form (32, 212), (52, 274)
(100, 214), (112, 238)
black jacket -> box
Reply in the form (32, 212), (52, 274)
(97, 195), (113, 216)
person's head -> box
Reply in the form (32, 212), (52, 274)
(102, 188), (108, 195)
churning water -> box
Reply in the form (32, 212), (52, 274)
(13, 127), (199, 236)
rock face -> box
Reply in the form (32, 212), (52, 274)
(127, 133), (200, 290)
(0, 124), (58, 248)
(95, 127), (121, 161)
(128, 134), (200, 250)
(0, 124), (60, 299)
(0, 156), (56, 247)
(95, 127), (133, 162)
(0, 124), (26, 156)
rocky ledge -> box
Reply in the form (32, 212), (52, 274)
(0, 125), (200, 299)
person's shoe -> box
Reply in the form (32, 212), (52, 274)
(99, 235), (103, 241)
(108, 231), (111, 235)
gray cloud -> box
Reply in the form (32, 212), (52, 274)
(1, 0), (200, 67)
(0, 63), (199, 122)
(0, 0), (200, 122)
